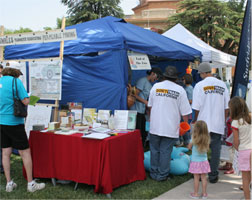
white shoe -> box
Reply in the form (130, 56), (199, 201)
(6, 180), (17, 192)
(27, 181), (45, 192)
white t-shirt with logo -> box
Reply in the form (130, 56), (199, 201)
(148, 80), (192, 138)
(192, 77), (230, 135)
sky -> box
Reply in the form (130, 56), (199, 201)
(0, 0), (139, 31)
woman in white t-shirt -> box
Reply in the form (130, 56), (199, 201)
(229, 96), (251, 200)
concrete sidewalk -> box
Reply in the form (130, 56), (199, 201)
(153, 171), (244, 200)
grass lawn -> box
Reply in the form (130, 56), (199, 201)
(0, 154), (192, 200)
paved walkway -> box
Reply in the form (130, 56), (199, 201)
(153, 170), (244, 200)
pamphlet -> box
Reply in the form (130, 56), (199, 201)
(97, 110), (111, 124)
(83, 108), (96, 124)
(82, 132), (110, 140)
(29, 95), (40, 106)
(71, 109), (82, 124)
(127, 110), (137, 130)
(114, 110), (129, 129)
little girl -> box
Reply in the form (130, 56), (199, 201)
(188, 120), (211, 199)
(229, 96), (251, 200)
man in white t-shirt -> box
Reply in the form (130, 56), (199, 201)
(192, 62), (230, 183)
(148, 66), (192, 181)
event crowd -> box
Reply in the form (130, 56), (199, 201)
(129, 63), (251, 200)
(0, 62), (251, 199)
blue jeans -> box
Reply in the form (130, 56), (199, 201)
(208, 132), (222, 180)
(149, 134), (177, 181)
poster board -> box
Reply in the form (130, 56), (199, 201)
(25, 105), (52, 137)
(29, 59), (62, 100)
(1, 61), (27, 90)
(128, 51), (151, 70)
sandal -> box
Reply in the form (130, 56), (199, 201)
(190, 192), (200, 199)
(202, 193), (208, 199)
(224, 169), (234, 174)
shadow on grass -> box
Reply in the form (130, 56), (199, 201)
(0, 155), (192, 200)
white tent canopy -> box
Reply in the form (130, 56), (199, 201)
(163, 23), (237, 68)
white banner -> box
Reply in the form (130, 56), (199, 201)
(0, 29), (77, 46)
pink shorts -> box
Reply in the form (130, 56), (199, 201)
(238, 149), (252, 171)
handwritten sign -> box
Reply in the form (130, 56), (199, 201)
(0, 29), (77, 46)
(128, 52), (151, 70)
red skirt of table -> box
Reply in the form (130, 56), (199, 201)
(26, 130), (146, 194)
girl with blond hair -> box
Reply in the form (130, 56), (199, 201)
(229, 96), (251, 200)
(188, 120), (211, 199)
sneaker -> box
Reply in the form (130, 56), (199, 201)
(202, 193), (208, 199)
(190, 192), (200, 199)
(27, 181), (45, 192)
(6, 181), (17, 192)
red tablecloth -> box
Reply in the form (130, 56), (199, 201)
(28, 130), (146, 194)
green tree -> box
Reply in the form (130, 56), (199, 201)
(61, 0), (124, 25)
(4, 27), (33, 35)
(56, 17), (73, 29)
(167, 0), (245, 55)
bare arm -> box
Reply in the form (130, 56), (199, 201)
(182, 115), (189, 123)
(21, 97), (30, 106)
(187, 142), (193, 150)
(134, 88), (148, 106)
(232, 129), (239, 151)
(225, 109), (229, 122)
(192, 110), (199, 124)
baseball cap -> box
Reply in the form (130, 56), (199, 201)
(197, 62), (211, 73)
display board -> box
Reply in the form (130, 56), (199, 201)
(29, 59), (62, 100)
(25, 105), (52, 137)
(0, 61), (27, 90)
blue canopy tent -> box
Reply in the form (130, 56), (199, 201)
(5, 16), (201, 111)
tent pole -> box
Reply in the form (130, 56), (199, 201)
(53, 17), (66, 122)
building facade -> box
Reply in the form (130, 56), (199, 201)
(124, 0), (182, 32)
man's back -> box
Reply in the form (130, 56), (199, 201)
(192, 76), (230, 135)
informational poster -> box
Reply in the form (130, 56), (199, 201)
(128, 51), (151, 70)
(25, 105), (52, 137)
(29, 59), (62, 100)
(1, 61), (27, 90)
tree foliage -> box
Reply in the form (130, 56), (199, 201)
(4, 27), (33, 35)
(167, 0), (245, 55)
(61, 0), (124, 25)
